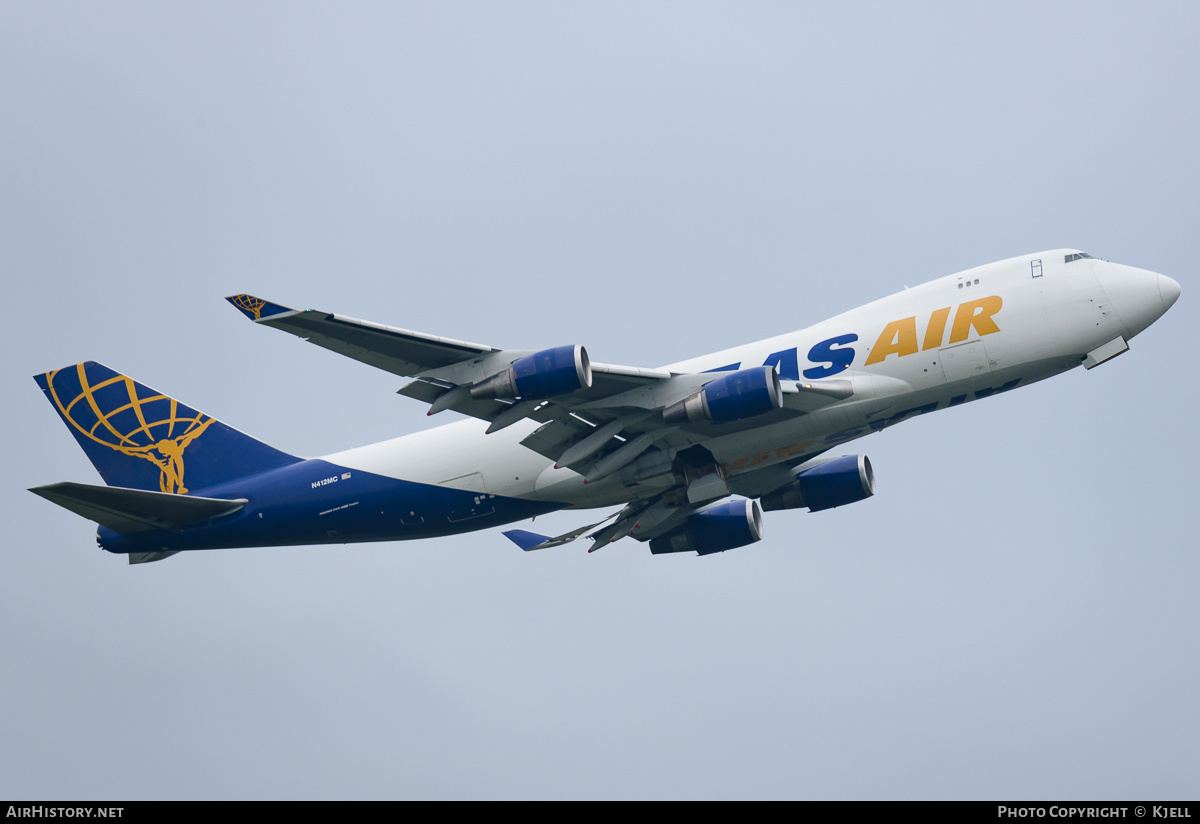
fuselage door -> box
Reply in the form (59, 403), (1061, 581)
(939, 339), (993, 384)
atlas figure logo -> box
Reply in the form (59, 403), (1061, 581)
(40, 362), (214, 494)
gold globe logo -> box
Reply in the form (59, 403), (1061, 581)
(229, 294), (267, 320)
(45, 363), (215, 494)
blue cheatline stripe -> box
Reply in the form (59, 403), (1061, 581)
(97, 459), (564, 554)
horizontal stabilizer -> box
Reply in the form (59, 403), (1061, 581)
(30, 482), (247, 533)
(128, 550), (181, 565)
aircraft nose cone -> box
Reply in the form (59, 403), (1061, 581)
(1158, 274), (1181, 311)
(1094, 263), (1175, 339)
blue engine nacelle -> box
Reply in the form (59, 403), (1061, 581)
(663, 366), (784, 424)
(649, 499), (764, 556)
(471, 345), (592, 400)
(760, 454), (875, 513)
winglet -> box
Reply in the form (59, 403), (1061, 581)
(225, 294), (295, 321)
(503, 529), (552, 551)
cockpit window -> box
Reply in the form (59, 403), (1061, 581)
(1064, 252), (1095, 262)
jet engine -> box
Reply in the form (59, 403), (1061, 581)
(760, 454), (875, 513)
(471, 345), (592, 400)
(649, 499), (764, 555)
(663, 366), (783, 424)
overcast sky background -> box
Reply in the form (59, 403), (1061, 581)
(2, 2), (1197, 800)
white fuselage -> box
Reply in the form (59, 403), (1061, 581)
(325, 250), (1179, 511)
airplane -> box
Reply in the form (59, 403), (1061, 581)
(30, 250), (1180, 564)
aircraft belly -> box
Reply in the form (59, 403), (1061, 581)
(98, 458), (562, 554)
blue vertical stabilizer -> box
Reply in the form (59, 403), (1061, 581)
(34, 361), (301, 493)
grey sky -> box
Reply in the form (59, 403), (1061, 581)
(2, 2), (1196, 799)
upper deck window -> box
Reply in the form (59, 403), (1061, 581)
(1065, 252), (1095, 263)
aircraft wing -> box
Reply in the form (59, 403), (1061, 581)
(228, 294), (849, 482)
(502, 491), (752, 553)
(30, 482), (248, 534)
(226, 294), (503, 377)
(226, 294), (676, 448)
(228, 293), (669, 389)
(502, 496), (682, 552)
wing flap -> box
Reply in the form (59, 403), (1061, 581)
(396, 378), (449, 404)
(518, 418), (592, 462)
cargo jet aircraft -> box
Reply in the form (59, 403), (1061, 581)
(31, 250), (1180, 563)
